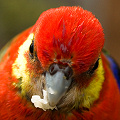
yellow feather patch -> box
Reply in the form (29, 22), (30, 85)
(12, 33), (34, 95)
(80, 58), (105, 108)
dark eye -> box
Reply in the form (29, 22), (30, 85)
(29, 40), (34, 58)
(93, 59), (99, 71)
(90, 59), (99, 74)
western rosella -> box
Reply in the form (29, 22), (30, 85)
(0, 6), (120, 120)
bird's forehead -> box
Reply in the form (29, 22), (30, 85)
(33, 7), (104, 73)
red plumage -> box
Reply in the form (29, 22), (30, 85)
(0, 6), (119, 120)
(34, 7), (104, 74)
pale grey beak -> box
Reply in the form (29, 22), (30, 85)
(46, 63), (73, 107)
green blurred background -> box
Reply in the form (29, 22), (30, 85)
(0, 0), (120, 65)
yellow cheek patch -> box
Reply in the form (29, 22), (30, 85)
(77, 58), (105, 109)
(12, 33), (34, 95)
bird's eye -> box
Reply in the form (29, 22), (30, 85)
(93, 59), (99, 71)
(29, 40), (34, 58)
(90, 59), (99, 74)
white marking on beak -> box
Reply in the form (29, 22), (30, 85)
(48, 87), (57, 95)
(31, 89), (57, 111)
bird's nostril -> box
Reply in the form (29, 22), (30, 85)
(49, 63), (59, 75)
(49, 63), (73, 80)
(64, 66), (73, 80)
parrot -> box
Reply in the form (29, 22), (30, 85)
(0, 6), (120, 120)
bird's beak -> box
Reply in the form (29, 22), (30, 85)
(46, 63), (72, 107)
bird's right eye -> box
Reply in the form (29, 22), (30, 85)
(29, 40), (34, 58)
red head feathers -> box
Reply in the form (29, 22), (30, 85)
(33, 6), (104, 74)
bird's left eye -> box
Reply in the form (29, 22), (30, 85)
(29, 40), (34, 58)
(90, 58), (99, 74)
(92, 59), (99, 71)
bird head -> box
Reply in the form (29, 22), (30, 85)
(12, 6), (105, 112)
